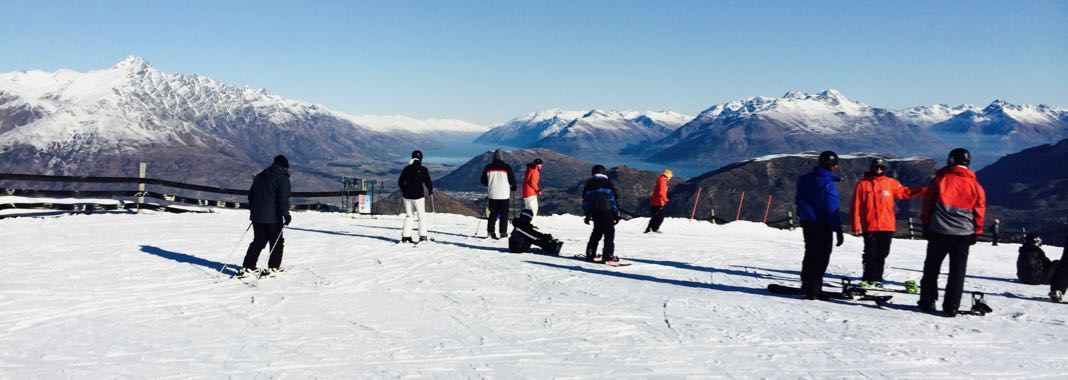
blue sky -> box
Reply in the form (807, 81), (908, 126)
(3, 0), (1066, 124)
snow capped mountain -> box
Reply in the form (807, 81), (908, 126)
(0, 57), (454, 184)
(645, 90), (939, 168)
(473, 109), (586, 147)
(893, 104), (980, 127)
(475, 109), (692, 157)
(925, 100), (1068, 167)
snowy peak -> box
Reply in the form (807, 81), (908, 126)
(894, 104), (979, 127)
(691, 89), (877, 135)
(475, 108), (691, 149)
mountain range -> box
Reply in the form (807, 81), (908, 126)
(477, 90), (1068, 171)
(0, 57), (488, 189)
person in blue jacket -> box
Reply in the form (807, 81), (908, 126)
(796, 151), (845, 300)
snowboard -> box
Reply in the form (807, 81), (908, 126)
(826, 282), (918, 295)
(570, 255), (632, 267)
(767, 284), (892, 306)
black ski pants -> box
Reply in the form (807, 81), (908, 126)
(800, 222), (834, 297)
(1053, 232), (1068, 294)
(243, 223), (285, 270)
(862, 231), (895, 282)
(487, 199), (510, 236)
(586, 213), (616, 259)
(647, 205), (665, 232)
(919, 233), (971, 312)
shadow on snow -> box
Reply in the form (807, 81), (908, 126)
(139, 245), (238, 276)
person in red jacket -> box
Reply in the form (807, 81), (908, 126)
(851, 158), (925, 287)
(918, 148), (986, 318)
(523, 158), (543, 219)
(645, 169), (672, 234)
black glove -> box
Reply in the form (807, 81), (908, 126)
(969, 234), (977, 246)
(614, 215), (621, 225)
(584, 216), (591, 225)
(283, 214), (292, 226)
(836, 230), (844, 247)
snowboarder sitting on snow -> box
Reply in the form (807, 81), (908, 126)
(398, 150), (433, 243)
(1016, 234), (1059, 285)
(583, 164), (621, 264)
(240, 155), (292, 278)
(796, 151), (844, 300)
(508, 209), (563, 255)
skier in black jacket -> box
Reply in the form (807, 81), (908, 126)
(480, 149), (517, 239)
(508, 209), (563, 255)
(241, 155), (292, 277)
(398, 150), (434, 243)
(582, 165), (621, 264)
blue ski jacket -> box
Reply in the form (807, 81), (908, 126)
(795, 167), (843, 232)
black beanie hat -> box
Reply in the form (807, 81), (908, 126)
(591, 164), (606, 175)
(273, 155), (289, 169)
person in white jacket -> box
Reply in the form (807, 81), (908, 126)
(480, 149), (516, 240)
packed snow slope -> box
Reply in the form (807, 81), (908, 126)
(1, 210), (1065, 378)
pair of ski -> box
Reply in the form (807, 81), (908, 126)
(569, 255), (632, 267)
(767, 281), (893, 307)
(232, 267), (287, 288)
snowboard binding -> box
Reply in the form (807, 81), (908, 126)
(840, 278), (866, 300)
(970, 292), (993, 316)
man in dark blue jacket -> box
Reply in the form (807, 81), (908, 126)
(582, 165), (621, 264)
(795, 151), (845, 299)
(241, 155), (292, 277)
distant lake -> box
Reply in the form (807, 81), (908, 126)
(425, 141), (710, 178)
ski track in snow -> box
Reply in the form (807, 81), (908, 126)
(0, 210), (1065, 378)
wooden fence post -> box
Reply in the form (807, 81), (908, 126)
(690, 187), (703, 220)
(735, 191), (746, 221)
(788, 211), (794, 230)
(709, 209), (716, 225)
(137, 162), (147, 213)
(763, 194), (773, 224)
(908, 217), (915, 240)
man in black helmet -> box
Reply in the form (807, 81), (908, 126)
(919, 148), (986, 317)
(582, 164), (621, 264)
(795, 151), (844, 300)
(241, 155), (292, 278)
(398, 150), (433, 243)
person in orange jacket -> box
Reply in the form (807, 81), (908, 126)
(850, 157), (925, 287)
(918, 148), (986, 318)
(522, 158), (543, 218)
(645, 169), (672, 234)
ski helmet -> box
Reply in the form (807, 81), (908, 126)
(662, 169), (673, 178)
(273, 155), (289, 169)
(1024, 233), (1042, 247)
(591, 164), (607, 175)
(532, 158), (543, 166)
(818, 151), (839, 168)
(948, 148), (971, 166)
(520, 209), (534, 221)
(870, 157), (888, 171)
(411, 150), (423, 161)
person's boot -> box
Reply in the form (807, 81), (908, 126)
(419, 236), (428, 242)
(401, 237), (413, 243)
(1051, 290), (1064, 303)
(237, 267), (258, 279)
(489, 232), (499, 240)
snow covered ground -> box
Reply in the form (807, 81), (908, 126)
(1, 210), (1065, 378)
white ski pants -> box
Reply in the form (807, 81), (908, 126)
(402, 198), (427, 238)
(523, 196), (539, 219)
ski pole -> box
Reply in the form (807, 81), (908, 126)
(430, 192), (439, 239)
(219, 222), (253, 276)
